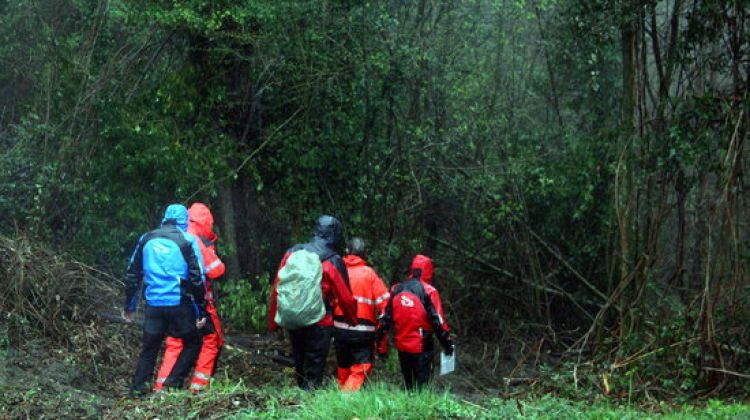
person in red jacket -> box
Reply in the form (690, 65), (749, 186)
(153, 203), (226, 392)
(377, 254), (453, 390)
(269, 215), (358, 390)
(333, 237), (389, 392)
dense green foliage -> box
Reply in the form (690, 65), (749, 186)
(1, 0), (749, 401)
(217, 275), (270, 332)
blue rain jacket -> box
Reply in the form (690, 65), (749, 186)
(124, 204), (206, 314)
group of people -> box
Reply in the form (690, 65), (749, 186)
(123, 203), (226, 395)
(268, 215), (454, 391)
(123, 206), (453, 396)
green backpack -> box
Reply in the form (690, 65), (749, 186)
(274, 249), (326, 329)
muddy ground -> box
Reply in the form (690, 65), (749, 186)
(0, 236), (525, 418)
(0, 309), (504, 419)
(0, 311), (289, 418)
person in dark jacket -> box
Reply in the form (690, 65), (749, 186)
(268, 215), (358, 390)
(377, 254), (453, 390)
(123, 204), (207, 395)
(154, 203), (226, 393)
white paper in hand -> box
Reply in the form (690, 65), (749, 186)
(440, 346), (455, 376)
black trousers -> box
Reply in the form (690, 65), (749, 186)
(334, 329), (375, 368)
(289, 324), (332, 390)
(398, 350), (434, 390)
(131, 304), (202, 391)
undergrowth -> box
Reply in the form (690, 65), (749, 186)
(1, 235), (748, 419)
(216, 274), (271, 332)
(134, 381), (748, 420)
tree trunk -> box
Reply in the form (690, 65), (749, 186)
(617, 0), (641, 338)
(218, 183), (241, 280)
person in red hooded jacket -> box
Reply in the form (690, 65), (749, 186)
(269, 215), (358, 390)
(153, 203), (226, 393)
(377, 254), (453, 390)
(333, 237), (389, 392)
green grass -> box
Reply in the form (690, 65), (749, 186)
(22, 376), (742, 419)
(214, 382), (750, 419)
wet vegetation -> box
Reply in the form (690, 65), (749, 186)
(1, 0), (750, 417)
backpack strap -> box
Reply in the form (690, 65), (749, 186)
(199, 235), (213, 248)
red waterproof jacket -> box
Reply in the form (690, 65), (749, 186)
(187, 203), (225, 300)
(333, 255), (390, 332)
(379, 255), (450, 353)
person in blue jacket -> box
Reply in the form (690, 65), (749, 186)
(122, 204), (207, 395)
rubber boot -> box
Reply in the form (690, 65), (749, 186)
(342, 363), (372, 392)
(337, 367), (351, 389)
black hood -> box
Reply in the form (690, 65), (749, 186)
(287, 214), (350, 289)
(313, 215), (344, 250)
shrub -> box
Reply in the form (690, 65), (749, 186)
(216, 274), (271, 333)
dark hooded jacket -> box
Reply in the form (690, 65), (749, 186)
(268, 216), (357, 330)
(124, 204), (206, 315)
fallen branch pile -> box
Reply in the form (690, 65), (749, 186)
(0, 233), (119, 344)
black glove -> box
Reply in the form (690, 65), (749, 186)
(443, 338), (454, 356)
(438, 331), (453, 356)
